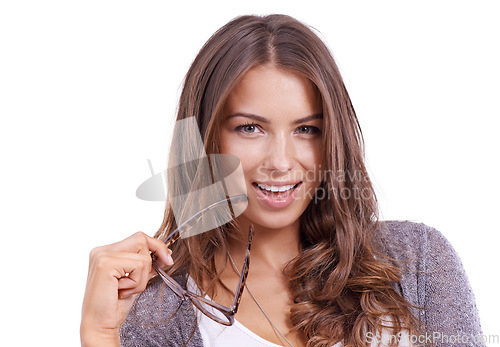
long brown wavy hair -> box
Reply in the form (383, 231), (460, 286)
(155, 14), (420, 346)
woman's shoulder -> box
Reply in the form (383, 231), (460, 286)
(372, 220), (457, 262)
(372, 220), (472, 282)
(373, 220), (484, 344)
(371, 219), (465, 299)
(119, 275), (203, 346)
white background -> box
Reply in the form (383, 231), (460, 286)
(1, 1), (499, 345)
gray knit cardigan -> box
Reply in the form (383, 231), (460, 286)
(120, 221), (484, 346)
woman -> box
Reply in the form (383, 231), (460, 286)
(81, 14), (483, 346)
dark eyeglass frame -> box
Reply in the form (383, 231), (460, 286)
(151, 195), (252, 326)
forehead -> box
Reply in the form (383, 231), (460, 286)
(224, 65), (322, 119)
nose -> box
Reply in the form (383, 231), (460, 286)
(263, 132), (296, 172)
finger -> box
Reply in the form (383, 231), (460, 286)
(117, 274), (148, 296)
(128, 232), (173, 266)
(96, 232), (174, 266)
(115, 260), (152, 299)
(151, 247), (174, 269)
(117, 277), (139, 290)
(89, 252), (150, 286)
(117, 291), (138, 302)
(104, 254), (151, 296)
(119, 288), (141, 299)
(136, 233), (174, 266)
(113, 252), (174, 288)
(113, 252), (152, 281)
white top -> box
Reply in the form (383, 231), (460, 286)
(187, 277), (410, 347)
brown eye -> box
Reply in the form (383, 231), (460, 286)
(235, 123), (259, 134)
(296, 126), (320, 134)
(243, 125), (256, 133)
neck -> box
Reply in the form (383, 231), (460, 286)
(228, 217), (301, 273)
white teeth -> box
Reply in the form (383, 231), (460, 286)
(257, 184), (295, 192)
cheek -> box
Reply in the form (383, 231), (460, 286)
(237, 147), (262, 176)
(299, 141), (322, 169)
(220, 135), (261, 175)
(297, 144), (323, 195)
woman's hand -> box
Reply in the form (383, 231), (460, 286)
(80, 232), (173, 346)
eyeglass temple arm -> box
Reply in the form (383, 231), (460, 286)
(160, 194), (248, 248)
(151, 195), (248, 269)
(164, 232), (180, 248)
(151, 260), (186, 298)
(230, 224), (254, 314)
(150, 197), (235, 265)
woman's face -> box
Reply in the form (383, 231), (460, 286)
(220, 64), (323, 231)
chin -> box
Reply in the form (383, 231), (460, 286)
(238, 209), (303, 232)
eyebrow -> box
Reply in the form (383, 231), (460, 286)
(226, 113), (323, 125)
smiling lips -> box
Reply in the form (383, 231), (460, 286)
(252, 181), (302, 208)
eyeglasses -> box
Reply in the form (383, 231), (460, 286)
(151, 194), (253, 326)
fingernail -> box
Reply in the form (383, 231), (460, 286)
(167, 254), (174, 266)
